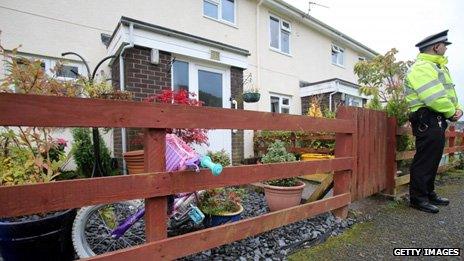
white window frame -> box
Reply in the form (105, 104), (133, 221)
(270, 93), (291, 114)
(331, 44), (344, 67)
(358, 56), (366, 61)
(269, 14), (291, 55)
(203, 0), (237, 27)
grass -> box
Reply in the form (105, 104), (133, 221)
(288, 222), (374, 261)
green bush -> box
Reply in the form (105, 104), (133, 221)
(261, 140), (299, 187)
(71, 128), (116, 178)
(207, 149), (231, 167)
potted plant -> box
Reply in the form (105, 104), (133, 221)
(198, 187), (246, 227)
(242, 87), (260, 103)
(260, 140), (305, 211)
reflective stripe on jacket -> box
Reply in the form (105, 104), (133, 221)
(405, 53), (460, 118)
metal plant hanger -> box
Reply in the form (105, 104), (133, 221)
(61, 52), (116, 177)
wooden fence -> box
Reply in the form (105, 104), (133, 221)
(0, 93), (462, 259)
(386, 120), (464, 196)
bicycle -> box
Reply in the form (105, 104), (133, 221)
(71, 134), (223, 258)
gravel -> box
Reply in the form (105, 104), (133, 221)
(180, 187), (355, 260)
(81, 187), (355, 259)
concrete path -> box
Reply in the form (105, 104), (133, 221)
(289, 169), (464, 261)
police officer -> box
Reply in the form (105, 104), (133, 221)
(405, 30), (462, 213)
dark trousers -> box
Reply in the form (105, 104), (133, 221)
(409, 108), (447, 203)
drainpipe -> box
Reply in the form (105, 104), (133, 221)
(256, 0), (263, 111)
(119, 22), (134, 175)
(328, 80), (339, 112)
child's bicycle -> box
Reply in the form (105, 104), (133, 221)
(71, 134), (223, 258)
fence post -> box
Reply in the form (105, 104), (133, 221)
(385, 117), (398, 195)
(144, 128), (167, 242)
(333, 107), (355, 219)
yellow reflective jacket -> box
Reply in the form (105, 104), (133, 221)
(405, 53), (460, 118)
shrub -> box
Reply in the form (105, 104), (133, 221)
(71, 128), (115, 178)
(261, 140), (298, 187)
(207, 149), (231, 167)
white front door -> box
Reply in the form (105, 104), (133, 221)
(172, 59), (232, 160)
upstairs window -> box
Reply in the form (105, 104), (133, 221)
(269, 15), (291, 55)
(270, 94), (291, 114)
(331, 44), (344, 66)
(203, 0), (236, 25)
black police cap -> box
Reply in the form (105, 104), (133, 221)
(415, 30), (452, 49)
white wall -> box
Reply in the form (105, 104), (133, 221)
(0, 0), (374, 159)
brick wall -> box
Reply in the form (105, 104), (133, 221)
(112, 46), (172, 167)
(231, 67), (244, 165)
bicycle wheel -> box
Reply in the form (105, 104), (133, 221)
(72, 200), (145, 258)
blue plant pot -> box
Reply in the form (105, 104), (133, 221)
(203, 204), (244, 228)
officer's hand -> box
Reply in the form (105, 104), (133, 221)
(451, 109), (463, 121)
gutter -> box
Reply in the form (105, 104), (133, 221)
(256, 0), (264, 110)
(119, 22), (134, 175)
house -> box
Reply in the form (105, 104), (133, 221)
(0, 0), (377, 168)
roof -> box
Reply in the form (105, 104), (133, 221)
(108, 16), (251, 57)
(267, 0), (378, 57)
(301, 78), (359, 88)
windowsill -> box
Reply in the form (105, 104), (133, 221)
(331, 62), (345, 69)
(269, 47), (292, 57)
(203, 15), (238, 29)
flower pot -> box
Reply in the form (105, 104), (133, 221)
(263, 180), (306, 211)
(123, 150), (144, 175)
(242, 93), (260, 103)
(203, 203), (244, 227)
(0, 209), (77, 261)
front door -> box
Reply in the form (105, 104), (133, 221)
(172, 59), (232, 160)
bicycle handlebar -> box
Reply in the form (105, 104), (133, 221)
(199, 156), (223, 176)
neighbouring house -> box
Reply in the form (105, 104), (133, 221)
(0, 0), (377, 168)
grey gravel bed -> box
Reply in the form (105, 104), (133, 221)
(180, 187), (355, 260)
(80, 187), (355, 259)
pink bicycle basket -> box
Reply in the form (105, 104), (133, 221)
(165, 134), (199, 172)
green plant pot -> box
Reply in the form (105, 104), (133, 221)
(242, 93), (260, 103)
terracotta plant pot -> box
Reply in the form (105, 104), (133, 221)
(263, 180), (306, 211)
(202, 203), (244, 227)
(123, 150), (144, 175)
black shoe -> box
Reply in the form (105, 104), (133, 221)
(410, 201), (439, 213)
(429, 196), (449, 206)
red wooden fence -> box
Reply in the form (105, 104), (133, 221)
(0, 93), (461, 259)
(0, 93), (354, 260)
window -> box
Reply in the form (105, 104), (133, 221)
(345, 94), (362, 107)
(57, 65), (79, 79)
(269, 15), (291, 54)
(331, 44), (344, 66)
(358, 56), (366, 62)
(172, 60), (189, 91)
(270, 94), (291, 114)
(203, 0), (235, 24)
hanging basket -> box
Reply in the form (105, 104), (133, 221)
(242, 93), (260, 103)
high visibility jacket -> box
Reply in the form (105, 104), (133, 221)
(405, 53), (460, 118)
